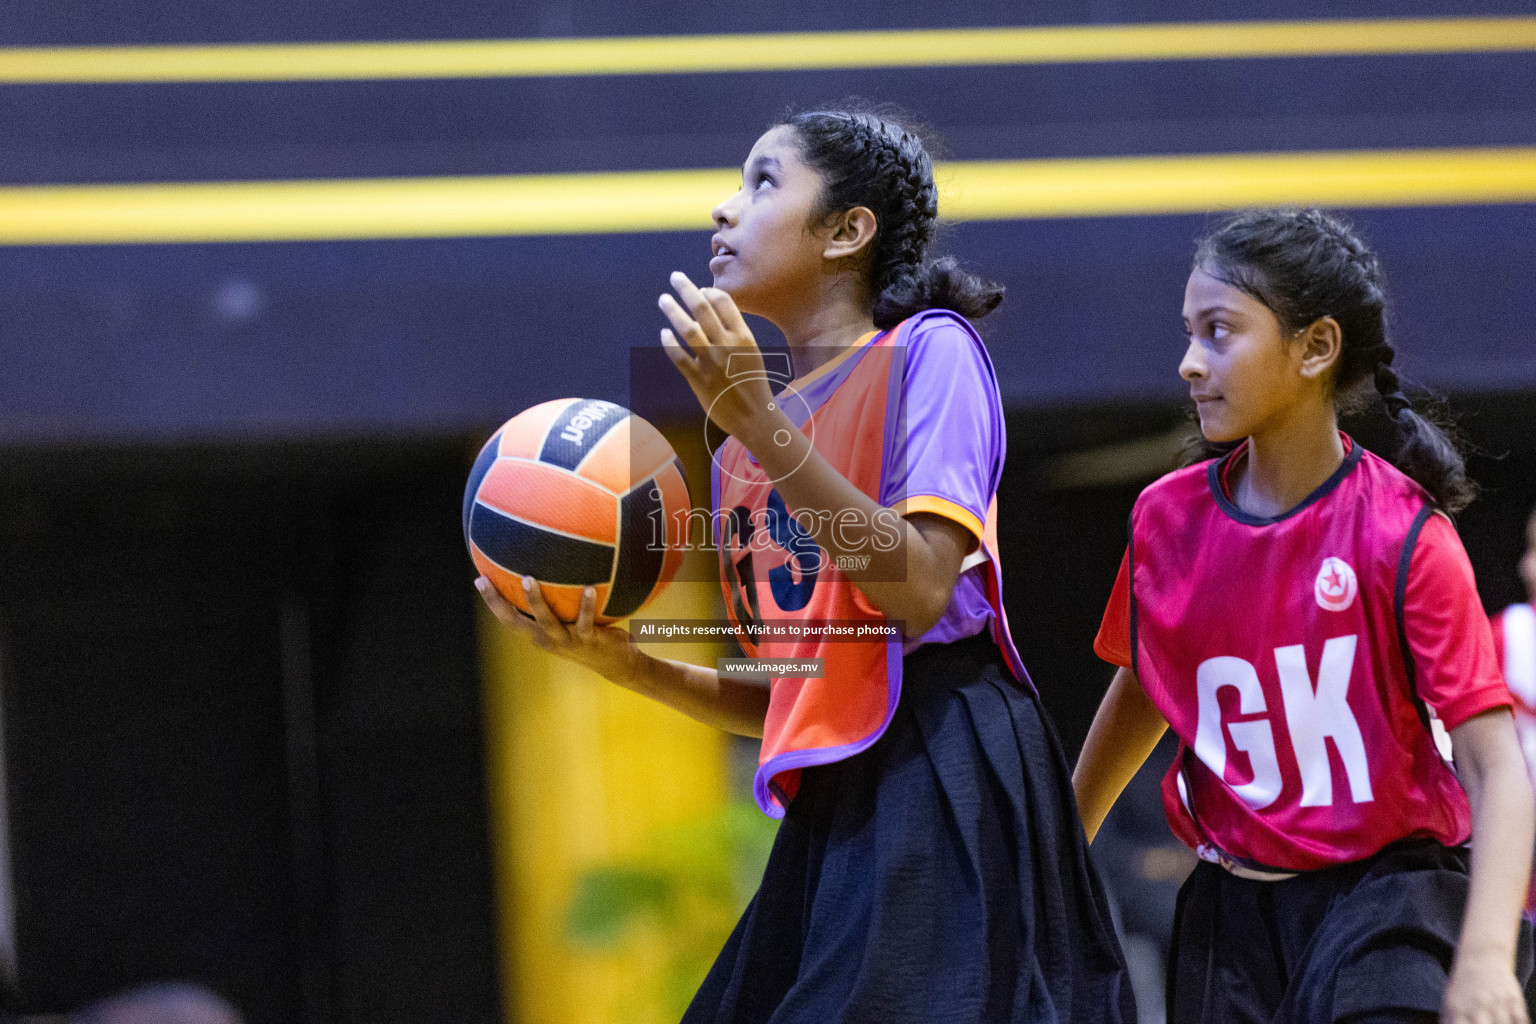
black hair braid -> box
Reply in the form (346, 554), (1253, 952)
(1305, 217), (1419, 422)
(1370, 344), (1414, 419)
(781, 106), (1003, 329)
(1193, 208), (1478, 513)
(866, 130), (937, 320)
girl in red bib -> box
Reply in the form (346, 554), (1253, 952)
(1073, 209), (1533, 1024)
(478, 108), (1133, 1022)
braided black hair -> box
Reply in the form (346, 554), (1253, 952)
(1193, 208), (1477, 512)
(779, 106), (1004, 329)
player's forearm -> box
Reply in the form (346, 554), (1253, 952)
(617, 653), (769, 738)
(1073, 667), (1169, 843)
(734, 411), (955, 632)
(1451, 710), (1533, 964)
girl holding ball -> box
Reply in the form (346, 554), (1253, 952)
(479, 107), (1133, 1023)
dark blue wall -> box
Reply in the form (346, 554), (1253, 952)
(4, 0), (1533, 45)
(2, 205), (1532, 443)
(2, 4), (1533, 442)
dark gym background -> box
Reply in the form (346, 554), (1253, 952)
(2, 0), (1534, 1020)
(0, 445), (501, 1021)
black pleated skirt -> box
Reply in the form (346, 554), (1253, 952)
(1168, 839), (1534, 1024)
(683, 632), (1136, 1024)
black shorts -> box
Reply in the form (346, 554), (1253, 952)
(1168, 839), (1534, 1024)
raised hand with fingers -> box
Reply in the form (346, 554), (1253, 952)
(658, 270), (777, 441)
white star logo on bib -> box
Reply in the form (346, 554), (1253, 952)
(1314, 557), (1358, 612)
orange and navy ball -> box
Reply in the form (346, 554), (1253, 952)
(464, 398), (691, 624)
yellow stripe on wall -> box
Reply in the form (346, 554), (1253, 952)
(0, 169), (740, 245)
(2, 17), (1535, 84)
(3, 147), (1535, 246)
(943, 148), (1536, 220)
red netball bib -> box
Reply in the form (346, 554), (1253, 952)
(1129, 441), (1471, 870)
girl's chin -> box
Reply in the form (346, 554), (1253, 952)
(710, 278), (759, 314)
(1196, 414), (1245, 445)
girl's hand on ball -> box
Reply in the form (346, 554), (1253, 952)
(474, 576), (640, 684)
(659, 271), (777, 439)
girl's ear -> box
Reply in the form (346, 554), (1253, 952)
(822, 206), (878, 262)
(1297, 315), (1344, 381)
